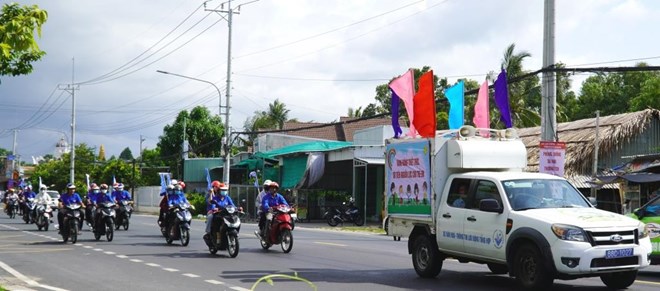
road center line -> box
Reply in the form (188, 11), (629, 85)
(314, 241), (347, 247)
(230, 287), (251, 291)
(83, 246), (93, 249)
(146, 263), (161, 267)
(93, 248), (103, 252)
(163, 268), (179, 272)
(116, 255), (128, 259)
(182, 273), (200, 278)
(205, 279), (224, 285)
(104, 251), (116, 255)
(130, 259), (143, 263)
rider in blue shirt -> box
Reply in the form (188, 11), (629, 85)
(204, 181), (236, 236)
(21, 185), (37, 216)
(164, 182), (191, 230)
(258, 182), (288, 237)
(57, 183), (85, 233)
(85, 183), (100, 227)
(112, 183), (132, 203)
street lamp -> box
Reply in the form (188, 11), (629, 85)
(156, 70), (230, 183)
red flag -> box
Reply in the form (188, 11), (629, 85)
(413, 71), (436, 138)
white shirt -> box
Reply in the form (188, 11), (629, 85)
(36, 191), (52, 205)
(256, 190), (267, 208)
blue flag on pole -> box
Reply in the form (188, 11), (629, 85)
(444, 80), (465, 129)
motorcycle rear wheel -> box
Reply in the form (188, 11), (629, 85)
(123, 218), (129, 230)
(353, 215), (365, 226)
(327, 216), (339, 227)
(260, 237), (271, 250)
(280, 229), (293, 253)
(180, 228), (190, 246)
(227, 234), (239, 258)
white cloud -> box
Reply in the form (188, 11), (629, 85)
(1, 0), (659, 161)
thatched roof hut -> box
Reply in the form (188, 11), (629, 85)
(519, 108), (660, 177)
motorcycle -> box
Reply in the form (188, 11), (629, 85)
(115, 200), (132, 231)
(6, 197), (19, 219)
(22, 197), (37, 224)
(325, 200), (364, 227)
(61, 203), (82, 244)
(256, 204), (294, 253)
(94, 201), (116, 242)
(164, 202), (192, 246)
(84, 199), (96, 230)
(203, 204), (241, 257)
(35, 202), (52, 231)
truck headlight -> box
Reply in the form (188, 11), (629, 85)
(551, 224), (587, 242)
(639, 223), (649, 239)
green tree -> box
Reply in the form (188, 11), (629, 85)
(631, 77), (660, 111)
(0, 3), (48, 78)
(140, 147), (168, 186)
(118, 147), (133, 160)
(157, 106), (224, 175)
(267, 99), (290, 130)
(92, 158), (140, 190)
(32, 143), (97, 192)
(0, 147), (9, 156)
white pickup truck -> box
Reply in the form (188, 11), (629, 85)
(384, 127), (652, 289)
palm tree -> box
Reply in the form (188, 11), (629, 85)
(498, 43), (541, 128)
(267, 99), (290, 129)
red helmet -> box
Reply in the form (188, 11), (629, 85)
(269, 182), (279, 189)
(100, 184), (109, 189)
(211, 180), (221, 188)
(178, 181), (186, 189)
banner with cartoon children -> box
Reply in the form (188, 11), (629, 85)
(385, 139), (432, 215)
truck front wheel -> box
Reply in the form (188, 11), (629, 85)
(600, 270), (637, 289)
(513, 244), (553, 289)
(412, 235), (442, 278)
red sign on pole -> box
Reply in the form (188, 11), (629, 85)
(539, 141), (566, 177)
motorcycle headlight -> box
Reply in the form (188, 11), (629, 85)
(184, 211), (192, 221)
(551, 224), (587, 242)
(639, 223), (650, 239)
(73, 211), (81, 218)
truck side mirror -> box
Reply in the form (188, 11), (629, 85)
(479, 199), (503, 214)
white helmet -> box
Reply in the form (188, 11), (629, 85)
(170, 179), (178, 186)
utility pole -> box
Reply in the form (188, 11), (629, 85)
(58, 58), (79, 184)
(11, 129), (18, 178)
(591, 111), (600, 201)
(139, 135), (146, 159)
(541, 0), (557, 142)
(205, 0), (257, 184)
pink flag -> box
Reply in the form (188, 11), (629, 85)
(473, 80), (490, 137)
(389, 69), (417, 137)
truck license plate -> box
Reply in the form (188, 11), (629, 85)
(605, 248), (633, 259)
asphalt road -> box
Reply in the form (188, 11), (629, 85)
(0, 212), (659, 291)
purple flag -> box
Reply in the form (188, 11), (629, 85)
(494, 69), (512, 128)
(390, 88), (403, 138)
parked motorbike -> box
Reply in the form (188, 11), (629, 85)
(256, 204), (294, 253)
(325, 199), (364, 227)
(115, 200), (132, 230)
(94, 201), (116, 242)
(35, 202), (52, 231)
(203, 204), (241, 257)
(61, 203), (82, 244)
(22, 197), (37, 224)
(164, 202), (192, 246)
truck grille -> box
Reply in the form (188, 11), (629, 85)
(585, 229), (638, 246)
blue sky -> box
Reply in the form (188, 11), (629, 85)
(1, 0), (659, 161)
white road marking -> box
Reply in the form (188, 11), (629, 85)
(314, 241), (347, 247)
(130, 259), (143, 263)
(83, 246), (93, 249)
(163, 268), (179, 272)
(182, 273), (200, 278)
(93, 248), (103, 252)
(230, 287), (251, 291)
(116, 255), (128, 259)
(146, 263), (161, 267)
(0, 260), (69, 291)
(205, 279), (224, 285)
(104, 251), (116, 255)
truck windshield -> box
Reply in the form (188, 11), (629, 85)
(501, 179), (591, 211)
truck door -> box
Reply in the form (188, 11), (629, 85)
(436, 178), (472, 254)
(463, 179), (508, 260)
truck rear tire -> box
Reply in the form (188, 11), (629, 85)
(412, 235), (442, 278)
(513, 244), (553, 289)
(600, 270), (637, 289)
